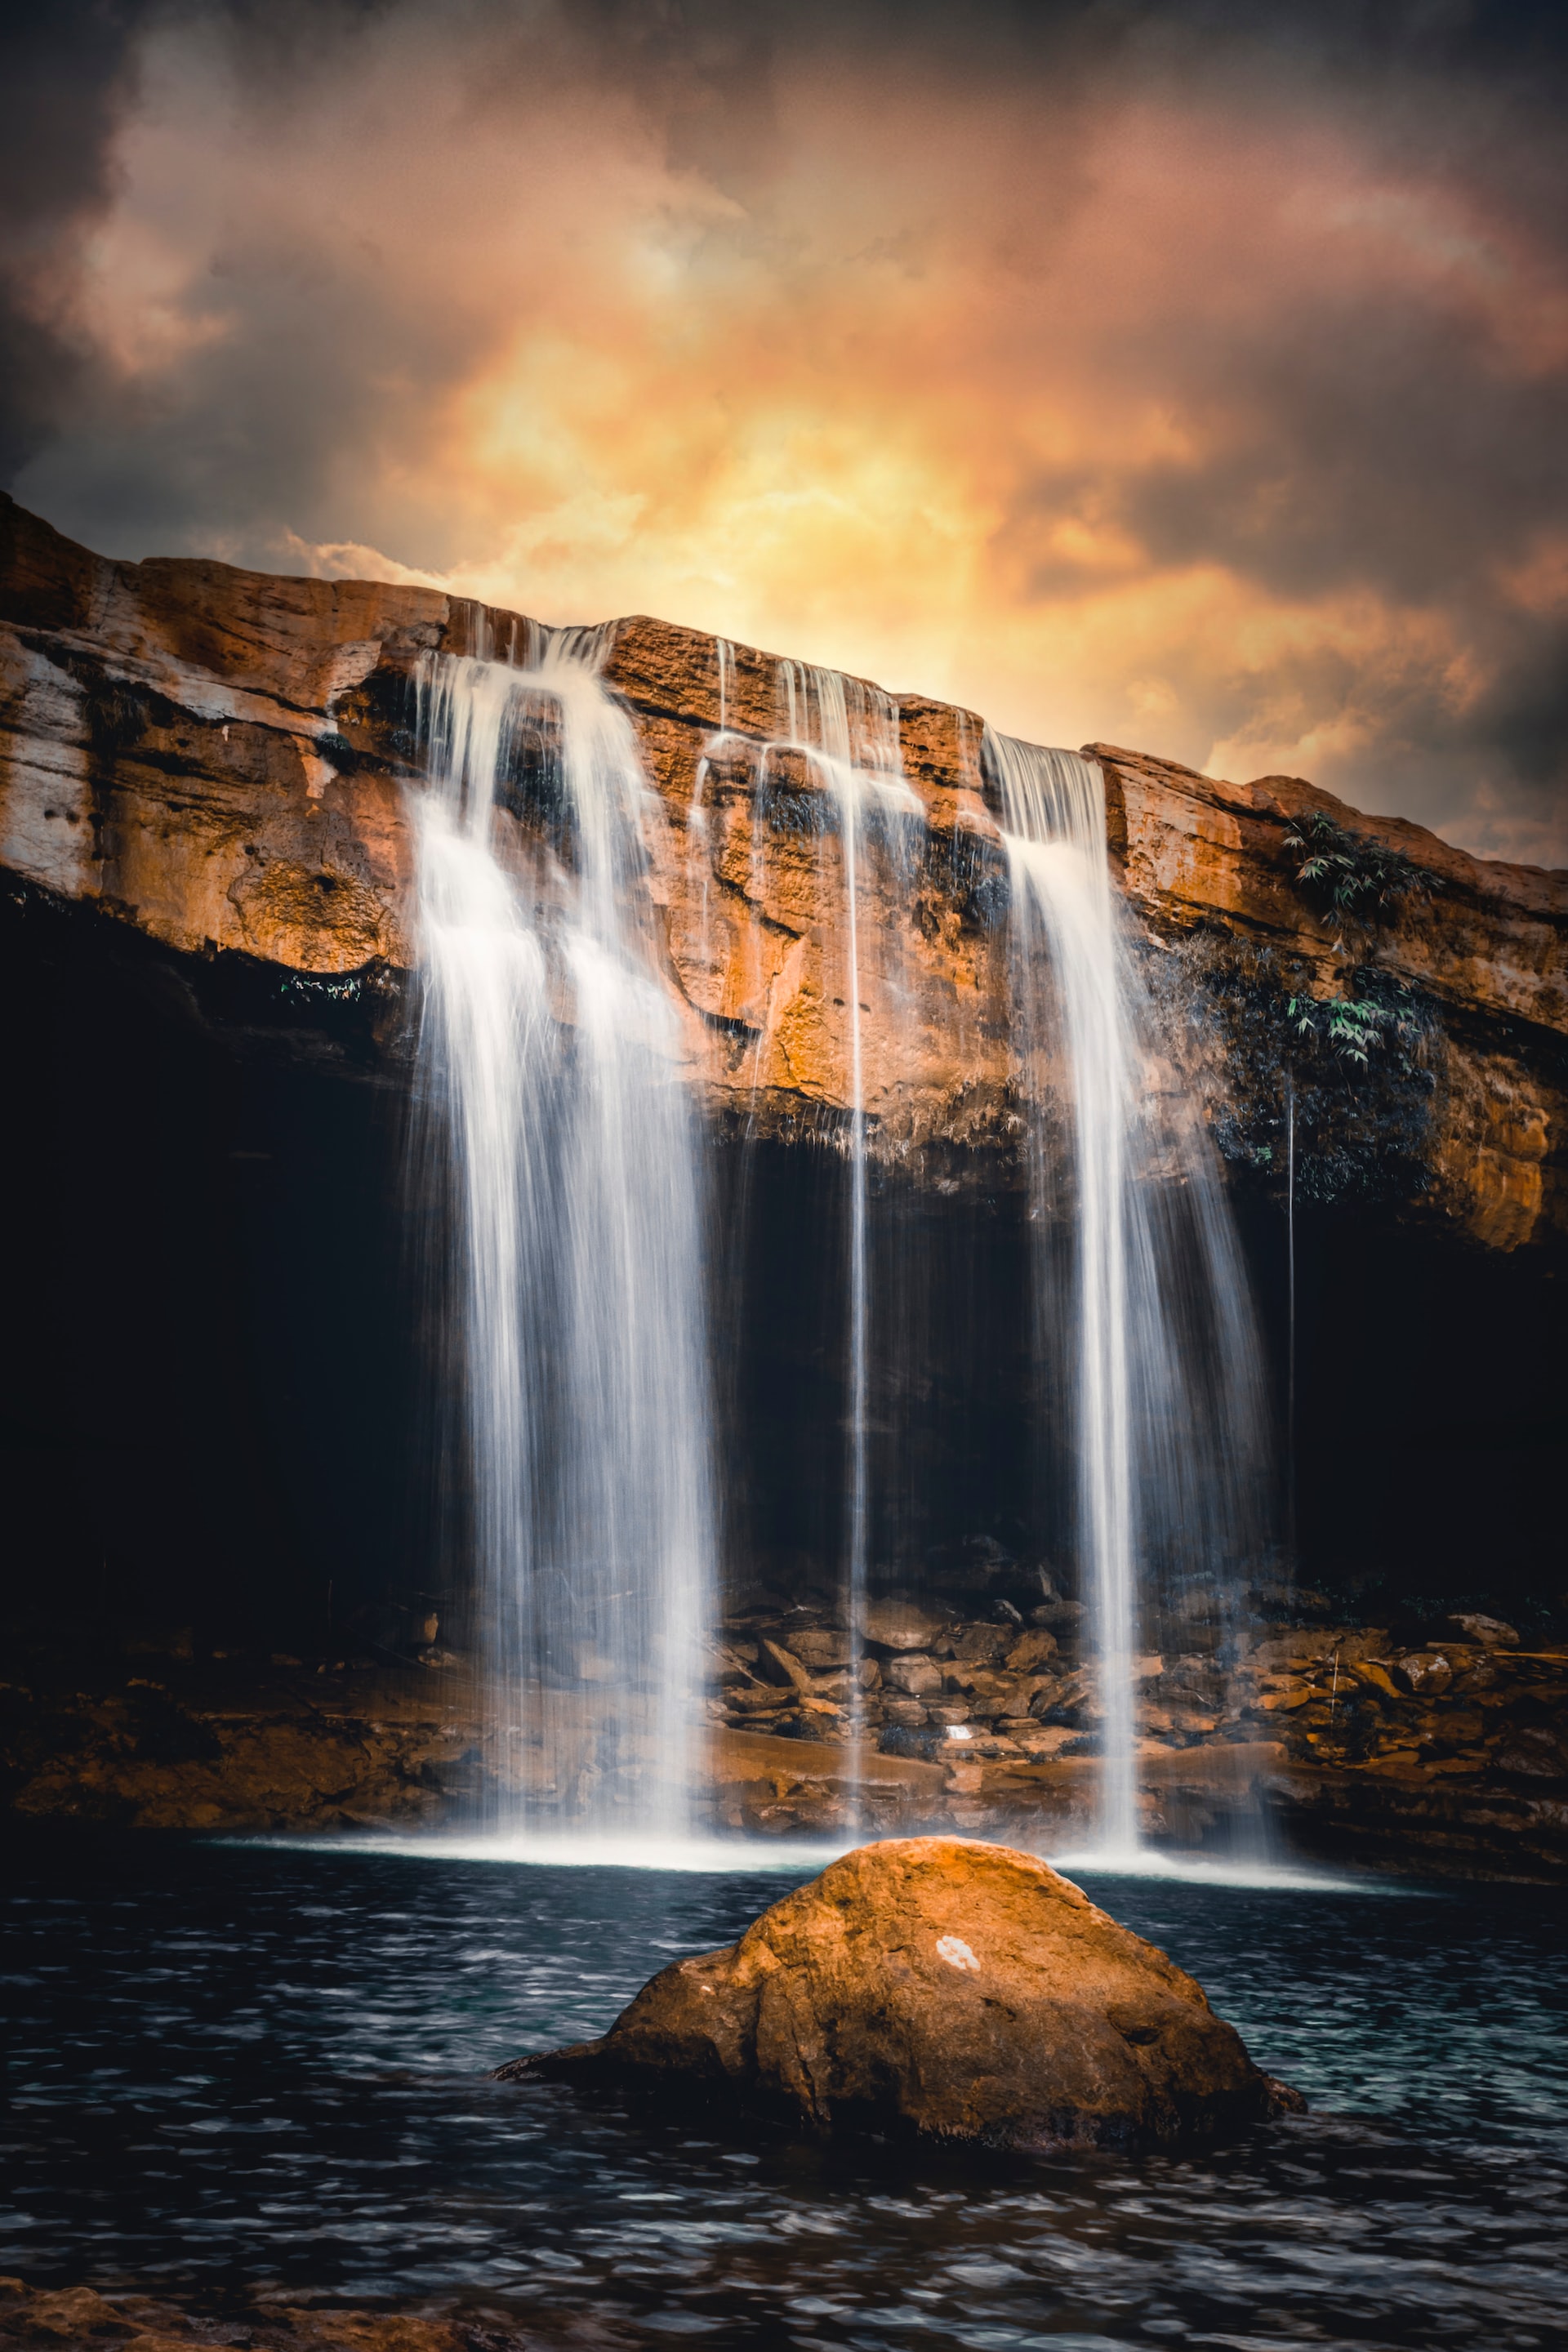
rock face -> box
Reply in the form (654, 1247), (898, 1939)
(2, 492), (1565, 1245)
(503, 1837), (1299, 2150)
(0, 2275), (468, 2352)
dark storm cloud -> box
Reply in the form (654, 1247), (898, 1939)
(0, 0), (153, 479)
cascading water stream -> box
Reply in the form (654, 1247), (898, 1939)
(686, 653), (919, 1769)
(991, 739), (1138, 1850)
(991, 733), (1268, 1860)
(1285, 1071), (1298, 1577)
(412, 628), (715, 1841)
(773, 662), (916, 1765)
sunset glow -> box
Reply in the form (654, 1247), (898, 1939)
(10, 1), (1566, 861)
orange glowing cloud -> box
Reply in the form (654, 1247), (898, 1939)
(15, 2), (1568, 864)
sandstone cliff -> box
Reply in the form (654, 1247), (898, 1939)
(2, 493), (1563, 1246)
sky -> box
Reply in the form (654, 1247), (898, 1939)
(2, 0), (1566, 865)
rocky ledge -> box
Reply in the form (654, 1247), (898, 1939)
(2, 493), (1565, 1244)
(5, 1603), (1565, 1879)
(709, 1589), (1568, 1879)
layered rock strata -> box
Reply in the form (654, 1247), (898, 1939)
(2, 494), (1564, 1245)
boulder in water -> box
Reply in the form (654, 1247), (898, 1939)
(501, 1836), (1303, 2152)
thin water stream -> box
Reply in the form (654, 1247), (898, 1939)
(688, 657), (920, 1772)
(992, 735), (1269, 1857)
(773, 660), (915, 1744)
(994, 738), (1139, 1851)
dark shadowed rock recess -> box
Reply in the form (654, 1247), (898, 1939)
(498, 1838), (1304, 2152)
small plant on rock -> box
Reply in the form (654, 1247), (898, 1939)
(1286, 989), (1421, 1071)
(1283, 808), (1434, 929)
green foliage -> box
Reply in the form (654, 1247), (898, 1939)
(1288, 978), (1419, 1072)
(1283, 808), (1434, 928)
(1287, 985), (1423, 1071)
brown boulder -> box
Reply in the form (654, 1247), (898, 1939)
(501, 1837), (1302, 2152)
(1005, 1628), (1060, 1673)
(861, 1598), (951, 1653)
(16, 2292), (129, 2340)
(1392, 1650), (1454, 1695)
(1446, 1614), (1520, 1650)
(883, 1652), (942, 1695)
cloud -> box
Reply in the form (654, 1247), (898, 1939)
(3, 0), (1566, 862)
(0, 0), (154, 478)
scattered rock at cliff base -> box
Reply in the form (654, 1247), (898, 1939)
(497, 1836), (1305, 2152)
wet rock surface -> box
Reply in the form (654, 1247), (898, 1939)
(0, 2278), (554, 2352)
(706, 1592), (1568, 1877)
(3, 1606), (1566, 1876)
(502, 1837), (1302, 2151)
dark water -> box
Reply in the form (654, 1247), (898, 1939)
(3, 1838), (1566, 2350)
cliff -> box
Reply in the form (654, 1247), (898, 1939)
(2, 492), (1565, 1246)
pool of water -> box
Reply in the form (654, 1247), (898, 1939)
(3, 1835), (1566, 2350)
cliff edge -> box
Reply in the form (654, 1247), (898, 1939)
(2, 492), (1563, 1246)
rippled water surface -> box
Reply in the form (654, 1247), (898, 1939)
(4, 1837), (1566, 2350)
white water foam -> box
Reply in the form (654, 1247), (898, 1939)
(220, 1829), (852, 1875)
(412, 627), (716, 1839)
(1047, 1845), (1388, 1895)
(991, 734), (1270, 1860)
(216, 1828), (1380, 1894)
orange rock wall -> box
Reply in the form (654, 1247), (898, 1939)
(3, 493), (1564, 1246)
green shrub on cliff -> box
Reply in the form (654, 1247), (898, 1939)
(1283, 808), (1435, 929)
(1287, 987), (1423, 1071)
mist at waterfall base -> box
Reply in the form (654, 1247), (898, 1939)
(7, 1837), (1566, 2350)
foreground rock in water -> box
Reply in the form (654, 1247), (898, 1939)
(0, 2278), (494, 2352)
(501, 1837), (1303, 2151)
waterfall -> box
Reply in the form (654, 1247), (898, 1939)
(992, 733), (1267, 1857)
(684, 652), (920, 1757)
(1285, 1071), (1298, 1577)
(772, 663), (918, 1756)
(993, 740), (1138, 1847)
(412, 626), (715, 1839)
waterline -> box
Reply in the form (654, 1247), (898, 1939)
(215, 1827), (1381, 1893)
(1049, 1844), (1387, 1895)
